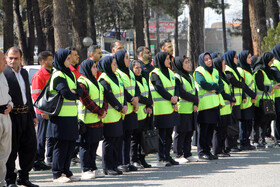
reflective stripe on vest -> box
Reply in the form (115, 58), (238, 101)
(237, 67), (255, 109)
(220, 79), (232, 116)
(78, 76), (104, 124)
(194, 66), (225, 111)
(98, 73), (124, 123)
(136, 77), (149, 121)
(116, 69), (136, 115)
(49, 70), (77, 117)
(149, 68), (175, 115)
(225, 65), (242, 105)
(272, 59), (280, 98)
(174, 73), (195, 114)
(254, 69), (273, 107)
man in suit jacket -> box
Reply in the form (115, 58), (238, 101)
(4, 47), (39, 187)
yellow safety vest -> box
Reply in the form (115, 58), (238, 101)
(194, 66), (225, 111)
(98, 73), (125, 123)
(220, 79), (232, 116)
(136, 77), (149, 121)
(78, 76), (104, 124)
(116, 69), (136, 115)
(174, 73), (196, 114)
(272, 59), (280, 98)
(49, 70), (77, 117)
(225, 65), (242, 105)
(254, 69), (273, 107)
(237, 67), (255, 109)
(149, 68), (176, 115)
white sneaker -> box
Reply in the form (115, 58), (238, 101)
(81, 171), (95, 180)
(175, 157), (189, 164)
(94, 169), (105, 178)
(53, 174), (71, 183)
(69, 175), (81, 182)
(186, 156), (198, 162)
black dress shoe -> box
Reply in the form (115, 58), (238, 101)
(199, 154), (212, 160)
(139, 157), (152, 168)
(127, 164), (138, 171)
(231, 147), (242, 152)
(169, 158), (179, 165)
(216, 153), (230, 157)
(115, 168), (123, 175)
(209, 154), (218, 160)
(117, 165), (129, 172)
(16, 178), (39, 187)
(103, 169), (118, 175)
(33, 161), (51, 171)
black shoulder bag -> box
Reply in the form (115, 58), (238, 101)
(259, 91), (276, 121)
(141, 122), (159, 155)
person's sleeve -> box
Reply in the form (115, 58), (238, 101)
(194, 71), (219, 90)
(216, 77), (224, 93)
(124, 89), (133, 103)
(75, 82), (83, 97)
(79, 83), (105, 116)
(99, 79), (123, 112)
(150, 72), (173, 100)
(31, 74), (45, 102)
(255, 71), (272, 92)
(135, 82), (141, 97)
(225, 71), (243, 88)
(102, 95), (108, 111)
(53, 77), (80, 100)
(271, 66), (280, 83)
(221, 90), (235, 102)
(175, 78), (198, 103)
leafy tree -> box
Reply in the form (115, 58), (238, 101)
(262, 22), (280, 52)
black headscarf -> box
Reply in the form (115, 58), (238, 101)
(213, 57), (229, 84)
(198, 52), (213, 73)
(272, 44), (280, 61)
(223, 50), (241, 78)
(253, 52), (274, 80)
(52, 48), (74, 81)
(251, 55), (258, 69)
(172, 56), (192, 84)
(238, 50), (252, 74)
(154, 52), (170, 79)
(115, 50), (129, 75)
(97, 56), (118, 84)
(129, 60), (142, 83)
(79, 59), (98, 87)
(210, 52), (220, 59)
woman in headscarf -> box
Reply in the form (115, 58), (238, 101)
(194, 52), (224, 160)
(130, 60), (153, 168)
(150, 52), (180, 167)
(237, 51), (257, 151)
(77, 59), (108, 179)
(114, 50), (139, 172)
(252, 52), (280, 148)
(223, 50), (256, 152)
(271, 45), (280, 145)
(213, 57), (236, 157)
(171, 56), (199, 164)
(47, 48), (83, 183)
(97, 56), (127, 175)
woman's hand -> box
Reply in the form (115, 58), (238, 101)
(121, 106), (128, 114)
(171, 96), (178, 104)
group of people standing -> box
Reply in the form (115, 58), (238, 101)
(1, 39), (280, 186)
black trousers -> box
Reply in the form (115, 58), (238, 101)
(274, 99), (280, 142)
(122, 129), (133, 165)
(239, 119), (253, 146)
(102, 136), (122, 170)
(79, 141), (99, 172)
(157, 127), (173, 161)
(212, 126), (227, 155)
(52, 139), (75, 179)
(253, 120), (270, 144)
(5, 113), (36, 185)
(35, 114), (54, 163)
(197, 123), (215, 156)
(173, 131), (193, 158)
(130, 127), (143, 162)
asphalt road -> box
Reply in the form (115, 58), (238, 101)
(26, 145), (280, 187)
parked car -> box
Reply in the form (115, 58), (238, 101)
(23, 65), (41, 85)
(102, 50), (112, 57)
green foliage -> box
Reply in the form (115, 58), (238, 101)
(205, 0), (230, 14)
(148, 0), (186, 19)
(262, 22), (280, 52)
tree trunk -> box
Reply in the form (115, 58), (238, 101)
(70, 0), (88, 61)
(33, 0), (46, 53)
(3, 0), (14, 52)
(174, 0), (179, 56)
(53, 0), (70, 50)
(14, 0), (28, 65)
(156, 2), (160, 53)
(143, 0), (150, 49)
(26, 0), (35, 64)
(271, 0), (279, 29)
(249, 0), (267, 55)
(221, 0), (227, 52)
(242, 0), (253, 54)
(188, 0), (204, 68)
(87, 0), (97, 45)
(133, 0), (145, 58)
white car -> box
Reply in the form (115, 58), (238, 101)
(23, 65), (41, 85)
(102, 50), (112, 57)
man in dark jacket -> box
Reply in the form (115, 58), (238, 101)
(4, 47), (39, 187)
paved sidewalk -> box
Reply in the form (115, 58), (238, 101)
(26, 145), (280, 187)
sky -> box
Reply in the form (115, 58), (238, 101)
(179, 0), (243, 28)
